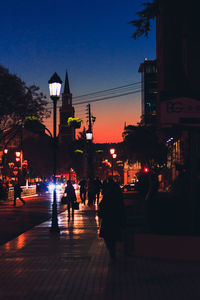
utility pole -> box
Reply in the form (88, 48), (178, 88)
(87, 103), (92, 132)
(86, 104), (94, 179)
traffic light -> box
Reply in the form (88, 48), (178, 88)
(143, 167), (149, 173)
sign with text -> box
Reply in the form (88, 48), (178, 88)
(160, 97), (200, 127)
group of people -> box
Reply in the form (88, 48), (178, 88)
(79, 177), (102, 206)
(79, 176), (126, 261)
(63, 176), (126, 261)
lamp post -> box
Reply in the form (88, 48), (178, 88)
(86, 129), (94, 179)
(110, 148), (116, 178)
(15, 151), (21, 180)
(3, 149), (8, 180)
(110, 148), (115, 155)
(112, 153), (117, 178)
(48, 72), (62, 233)
(86, 129), (93, 142)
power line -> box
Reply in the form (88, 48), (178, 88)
(47, 81), (141, 107)
(73, 85), (141, 102)
(73, 90), (141, 106)
(73, 81), (141, 99)
(47, 87), (141, 110)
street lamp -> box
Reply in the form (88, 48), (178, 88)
(3, 149), (8, 180)
(48, 72), (62, 233)
(15, 151), (21, 181)
(86, 129), (93, 141)
(110, 148), (115, 155)
(4, 149), (8, 155)
(15, 151), (20, 158)
(112, 153), (117, 177)
(86, 129), (94, 179)
(15, 151), (21, 166)
(109, 148), (116, 178)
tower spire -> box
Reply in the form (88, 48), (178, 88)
(64, 70), (70, 94)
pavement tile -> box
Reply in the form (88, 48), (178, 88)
(0, 204), (200, 299)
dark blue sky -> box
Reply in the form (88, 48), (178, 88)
(1, 0), (156, 142)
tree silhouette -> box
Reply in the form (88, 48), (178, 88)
(0, 65), (50, 131)
(129, 0), (159, 39)
(123, 125), (167, 166)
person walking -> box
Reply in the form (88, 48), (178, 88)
(64, 180), (77, 220)
(79, 178), (87, 204)
(14, 182), (25, 206)
(94, 177), (102, 205)
(98, 177), (126, 260)
(87, 177), (96, 206)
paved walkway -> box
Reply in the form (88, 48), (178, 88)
(1, 204), (200, 299)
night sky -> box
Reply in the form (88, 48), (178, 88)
(0, 0), (156, 142)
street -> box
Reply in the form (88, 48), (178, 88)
(0, 189), (143, 247)
(0, 191), (68, 246)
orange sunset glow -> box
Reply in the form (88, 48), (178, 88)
(44, 94), (141, 143)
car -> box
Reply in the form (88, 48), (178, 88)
(122, 183), (135, 192)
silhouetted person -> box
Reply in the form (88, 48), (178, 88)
(87, 177), (96, 206)
(79, 178), (87, 204)
(135, 172), (150, 199)
(14, 182), (25, 206)
(65, 180), (77, 220)
(94, 176), (102, 205)
(102, 178), (109, 195)
(98, 177), (126, 260)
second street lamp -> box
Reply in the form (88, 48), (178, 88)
(48, 72), (62, 234)
(3, 149), (8, 180)
(109, 148), (116, 178)
(86, 129), (94, 179)
(112, 153), (117, 178)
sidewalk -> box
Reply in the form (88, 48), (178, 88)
(1, 204), (200, 299)
(124, 191), (200, 260)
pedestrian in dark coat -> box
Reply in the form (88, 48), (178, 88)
(64, 180), (77, 220)
(94, 176), (102, 205)
(87, 177), (96, 206)
(98, 177), (126, 259)
(79, 178), (87, 204)
(14, 182), (25, 206)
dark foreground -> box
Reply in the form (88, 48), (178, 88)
(0, 200), (200, 300)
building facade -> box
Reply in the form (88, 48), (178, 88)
(156, 0), (200, 232)
(138, 59), (157, 126)
(156, 1), (200, 105)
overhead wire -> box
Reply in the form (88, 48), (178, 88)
(46, 81), (141, 110)
(72, 81), (141, 100)
(44, 81), (142, 130)
(73, 89), (141, 106)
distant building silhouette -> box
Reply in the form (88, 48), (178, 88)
(138, 59), (157, 126)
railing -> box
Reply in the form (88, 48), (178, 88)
(8, 185), (37, 200)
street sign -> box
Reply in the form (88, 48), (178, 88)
(160, 97), (200, 128)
